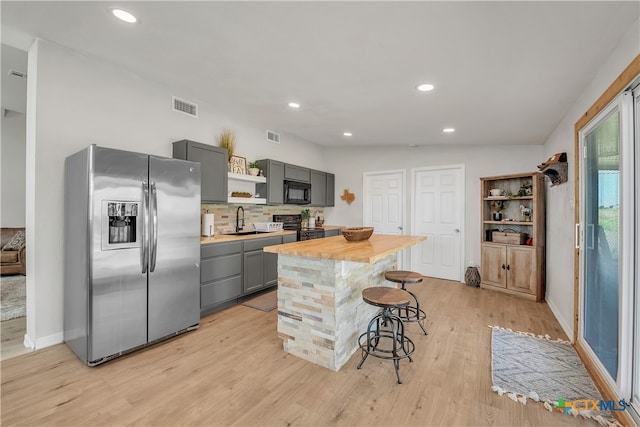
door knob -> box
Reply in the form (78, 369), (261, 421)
(398, 226), (403, 230)
(455, 228), (460, 233)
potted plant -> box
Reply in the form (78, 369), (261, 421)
(491, 200), (504, 221)
(248, 161), (260, 176)
(301, 209), (311, 228)
(218, 128), (236, 167)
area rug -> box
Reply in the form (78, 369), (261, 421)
(490, 325), (619, 426)
(1, 275), (26, 321)
(241, 290), (277, 312)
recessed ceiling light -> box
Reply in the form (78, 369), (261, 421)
(416, 83), (434, 92)
(443, 128), (455, 133)
(111, 8), (137, 23)
(343, 132), (352, 137)
(288, 102), (300, 109)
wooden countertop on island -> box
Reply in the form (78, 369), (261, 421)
(264, 234), (425, 263)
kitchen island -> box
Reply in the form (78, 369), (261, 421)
(264, 234), (425, 371)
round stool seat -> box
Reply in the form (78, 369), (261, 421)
(385, 270), (423, 285)
(362, 287), (411, 308)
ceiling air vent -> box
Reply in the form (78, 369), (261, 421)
(172, 96), (198, 118)
(266, 129), (280, 144)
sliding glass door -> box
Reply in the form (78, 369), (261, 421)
(579, 87), (637, 419)
(581, 104), (620, 380)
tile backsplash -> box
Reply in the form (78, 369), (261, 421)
(201, 204), (324, 235)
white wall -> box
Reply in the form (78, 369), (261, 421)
(1, 44), (27, 227)
(322, 144), (544, 268)
(26, 39), (326, 348)
(1, 111), (26, 227)
(542, 18), (640, 338)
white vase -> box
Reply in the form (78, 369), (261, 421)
(249, 168), (260, 176)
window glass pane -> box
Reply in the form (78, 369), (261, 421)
(584, 110), (619, 379)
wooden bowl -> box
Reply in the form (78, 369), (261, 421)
(342, 227), (374, 242)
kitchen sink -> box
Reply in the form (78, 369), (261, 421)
(226, 230), (260, 235)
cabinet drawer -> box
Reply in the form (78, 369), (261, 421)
(201, 276), (242, 307)
(244, 236), (282, 252)
(282, 234), (297, 243)
(201, 241), (242, 259)
(201, 253), (242, 283)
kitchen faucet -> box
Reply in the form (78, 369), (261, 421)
(236, 206), (245, 232)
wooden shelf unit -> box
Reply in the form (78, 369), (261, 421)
(480, 172), (545, 301)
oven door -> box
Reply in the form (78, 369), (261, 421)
(284, 180), (311, 205)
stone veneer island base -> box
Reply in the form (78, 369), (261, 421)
(263, 234), (425, 371)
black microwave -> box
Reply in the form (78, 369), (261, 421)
(284, 180), (311, 205)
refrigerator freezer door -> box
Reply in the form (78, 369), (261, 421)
(147, 156), (201, 341)
(90, 147), (148, 362)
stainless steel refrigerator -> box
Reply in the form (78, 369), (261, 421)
(64, 145), (201, 365)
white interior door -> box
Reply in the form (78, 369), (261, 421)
(363, 170), (406, 266)
(411, 165), (464, 281)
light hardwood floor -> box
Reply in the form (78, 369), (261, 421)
(1, 278), (595, 426)
(1, 317), (31, 361)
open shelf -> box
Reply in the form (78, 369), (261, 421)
(227, 196), (266, 205)
(228, 172), (266, 183)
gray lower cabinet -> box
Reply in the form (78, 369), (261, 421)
(282, 234), (297, 243)
(200, 234), (292, 316)
(172, 140), (228, 203)
(324, 229), (341, 237)
(200, 241), (243, 315)
(243, 236), (282, 294)
(256, 159), (284, 205)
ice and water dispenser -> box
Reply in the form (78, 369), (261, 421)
(103, 201), (139, 249)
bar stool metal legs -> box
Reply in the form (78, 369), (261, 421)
(357, 287), (415, 384)
(385, 270), (428, 335)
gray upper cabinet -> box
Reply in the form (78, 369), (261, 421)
(310, 170), (326, 207)
(172, 140), (227, 203)
(258, 159), (334, 206)
(256, 159), (284, 205)
(325, 173), (335, 207)
(284, 164), (310, 182)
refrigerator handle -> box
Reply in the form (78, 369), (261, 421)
(141, 181), (149, 274)
(150, 181), (158, 273)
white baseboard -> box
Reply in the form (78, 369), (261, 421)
(23, 333), (35, 349)
(24, 332), (63, 350)
(546, 297), (573, 342)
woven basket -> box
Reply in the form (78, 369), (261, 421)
(342, 227), (374, 242)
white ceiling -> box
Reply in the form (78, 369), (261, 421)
(2, 1), (638, 147)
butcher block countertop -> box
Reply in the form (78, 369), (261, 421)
(200, 230), (296, 244)
(263, 234), (425, 264)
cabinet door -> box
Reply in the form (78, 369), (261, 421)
(506, 246), (536, 294)
(264, 252), (278, 287)
(310, 170), (326, 206)
(256, 160), (284, 205)
(243, 250), (264, 294)
(285, 164), (310, 182)
(481, 244), (506, 288)
(172, 140), (227, 203)
(325, 173), (335, 207)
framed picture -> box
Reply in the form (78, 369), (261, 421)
(229, 155), (247, 174)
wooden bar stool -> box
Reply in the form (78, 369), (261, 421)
(357, 287), (415, 384)
(384, 270), (427, 335)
